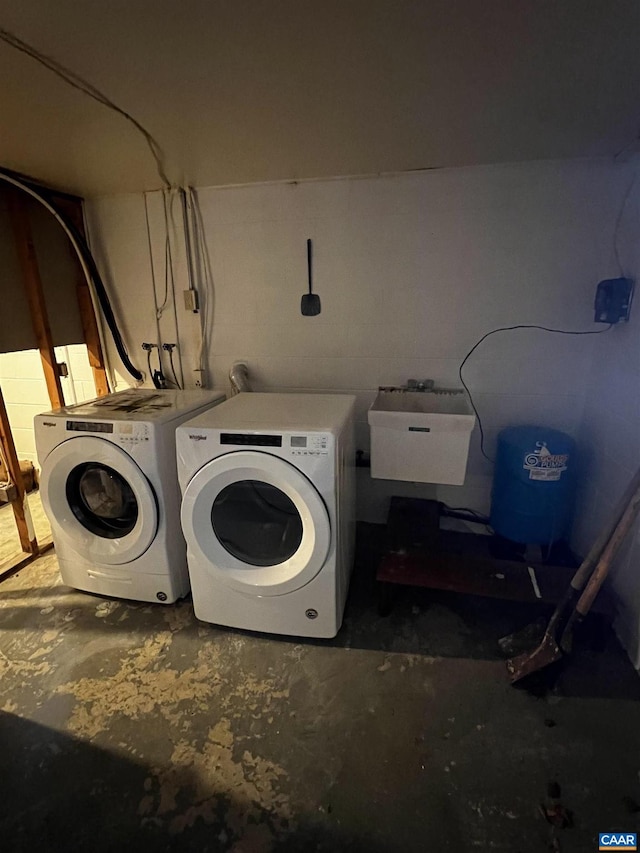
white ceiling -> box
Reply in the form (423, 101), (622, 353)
(1, 0), (639, 197)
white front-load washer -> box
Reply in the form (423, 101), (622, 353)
(35, 388), (225, 603)
(177, 393), (356, 638)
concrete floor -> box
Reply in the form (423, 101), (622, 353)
(1, 526), (640, 852)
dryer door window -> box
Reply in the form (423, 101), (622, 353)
(211, 480), (303, 566)
(66, 463), (139, 539)
(181, 450), (331, 596)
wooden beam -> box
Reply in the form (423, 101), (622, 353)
(0, 386), (38, 555)
(47, 193), (109, 398)
(7, 191), (65, 409)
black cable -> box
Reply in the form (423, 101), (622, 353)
(146, 349), (154, 386)
(143, 344), (164, 389)
(0, 169), (144, 382)
(459, 324), (613, 464)
(168, 348), (181, 390)
(0, 26), (170, 187)
(443, 505), (488, 519)
(153, 347), (165, 389)
(53, 202), (143, 382)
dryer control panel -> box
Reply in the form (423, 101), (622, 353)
(217, 431), (331, 457)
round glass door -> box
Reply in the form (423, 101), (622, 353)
(40, 435), (159, 565)
(66, 462), (139, 539)
(181, 451), (331, 596)
(211, 480), (303, 566)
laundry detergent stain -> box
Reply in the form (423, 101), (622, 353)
(142, 718), (292, 848)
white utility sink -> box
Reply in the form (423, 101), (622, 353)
(368, 387), (476, 485)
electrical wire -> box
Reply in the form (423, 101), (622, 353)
(156, 191), (173, 319)
(459, 324), (614, 464)
(154, 347), (165, 389)
(188, 187), (215, 383)
(184, 191), (204, 369)
(168, 348), (182, 390)
(146, 349), (154, 387)
(180, 188), (197, 294)
(0, 168), (141, 382)
(0, 26), (170, 188)
(142, 191), (165, 362)
(163, 190), (185, 389)
(180, 187), (207, 386)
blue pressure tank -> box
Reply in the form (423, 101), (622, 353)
(490, 425), (576, 545)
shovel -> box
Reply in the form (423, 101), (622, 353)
(301, 238), (321, 316)
(505, 465), (640, 683)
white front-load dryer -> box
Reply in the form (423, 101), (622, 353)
(35, 388), (225, 603)
(177, 393), (356, 638)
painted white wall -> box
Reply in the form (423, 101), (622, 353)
(571, 165), (640, 667)
(85, 158), (631, 521)
(0, 344), (95, 465)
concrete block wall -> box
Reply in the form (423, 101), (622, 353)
(0, 344), (94, 465)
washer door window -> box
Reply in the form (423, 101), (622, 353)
(181, 451), (331, 596)
(66, 462), (139, 539)
(40, 436), (158, 565)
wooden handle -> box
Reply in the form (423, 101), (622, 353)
(570, 465), (640, 592)
(574, 480), (640, 617)
(307, 238), (313, 294)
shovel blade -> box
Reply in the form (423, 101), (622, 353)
(507, 631), (564, 684)
(301, 293), (321, 316)
(498, 617), (547, 658)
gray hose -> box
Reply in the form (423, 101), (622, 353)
(229, 362), (252, 394)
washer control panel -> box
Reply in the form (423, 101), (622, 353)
(289, 433), (330, 457)
(66, 420), (113, 434)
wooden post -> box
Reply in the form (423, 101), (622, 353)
(7, 191), (65, 409)
(0, 386), (37, 554)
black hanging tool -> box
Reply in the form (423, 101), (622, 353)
(301, 238), (321, 316)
